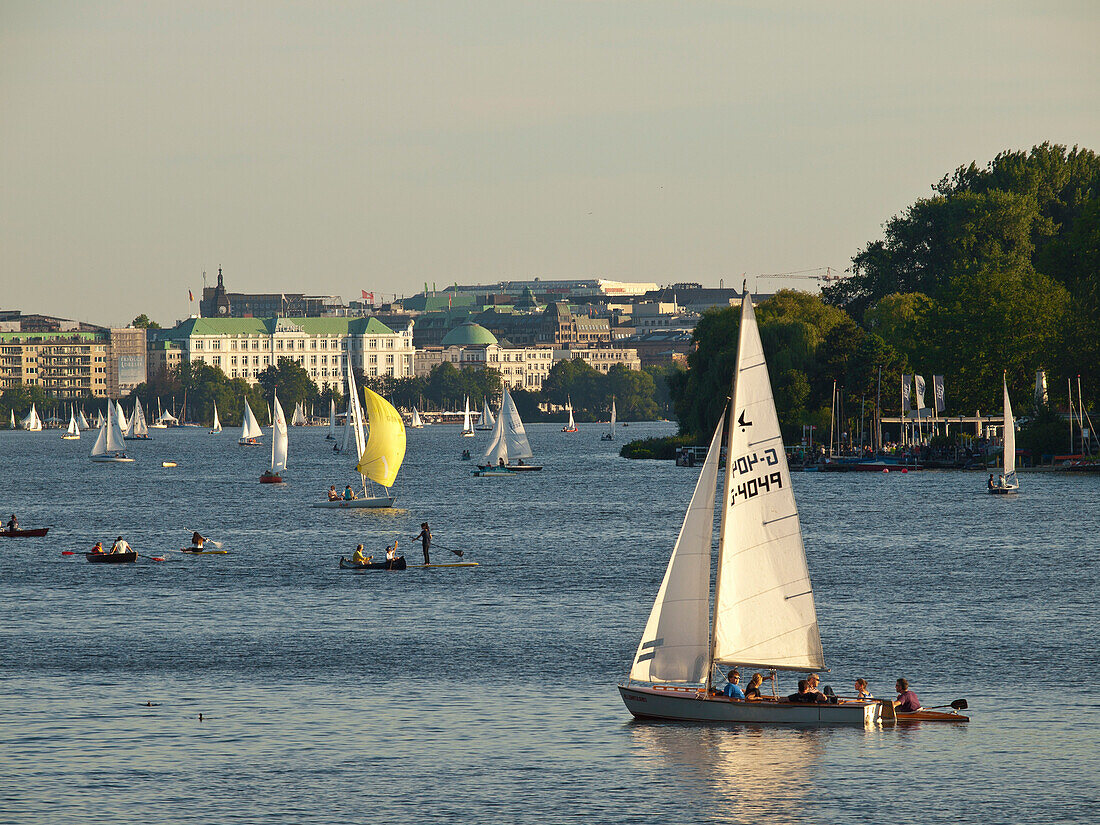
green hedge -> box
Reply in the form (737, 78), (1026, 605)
(620, 434), (695, 460)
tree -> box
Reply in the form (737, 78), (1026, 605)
(130, 314), (161, 329)
(256, 358), (319, 414)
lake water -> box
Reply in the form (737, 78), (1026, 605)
(1, 423), (1098, 824)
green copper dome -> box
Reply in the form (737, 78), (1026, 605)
(441, 321), (498, 347)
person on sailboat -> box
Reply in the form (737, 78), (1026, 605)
(894, 679), (922, 712)
(744, 673), (771, 700)
(111, 536), (131, 555)
(722, 670), (746, 700)
(352, 544), (371, 564)
(328, 485), (340, 501)
(414, 522), (431, 565)
(343, 484), (358, 501)
(988, 473), (996, 490)
(805, 673), (829, 702)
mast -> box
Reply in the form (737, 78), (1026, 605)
(705, 402), (734, 691)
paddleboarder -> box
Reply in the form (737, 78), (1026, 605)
(413, 522), (431, 565)
(191, 531), (206, 550)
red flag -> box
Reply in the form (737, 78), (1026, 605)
(189, 289), (194, 302)
(361, 290), (374, 302)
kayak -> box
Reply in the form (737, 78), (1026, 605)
(0, 527), (49, 538)
(339, 556), (407, 570)
(179, 548), (229, 555)
(86, 551), (137, 564)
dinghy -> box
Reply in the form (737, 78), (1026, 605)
(21, 403), (43, 431)
(475, 385), (541, 473)
(210, 402), (222, 434)
(461, 396), (475, 437)
(989, 374), (1019, 495)
(291, 401), (308, 426)
(339, 556), (408, 570)
(260, 393), (288, 483)
(124, 397), (151, 439)
(475, 398), (494, 431)
(313, 365), (406, 508)
(618, 290), (885, 726)
(562, 397), (578, 432)
(601, 399), (616, 441)
(239, 399), (264, 445)
(91, 401), (133, 462)
(62, 407), (81, 440)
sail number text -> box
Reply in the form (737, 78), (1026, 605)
(730, 448), (780, 478)
(730, 449), (782, 505)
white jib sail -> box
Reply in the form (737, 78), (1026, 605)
(241, 400), (263, 440)
(22, 403), (42, 430)
(501, 386), (533, 459)
(115, 401), (128, 431)
(711, 293), (825, 673)
(630, 412), (725, 683)
(567, 399), (575, 429)
(211, 402), (222, 433)
(480, 398), (494, 427)
(481, 396), (509, 465)
(610, 399), (617, 430)
(106, 399), (127, 453)
(271, 393), (288, 473)
(90, 417), (107, 456)
(340, 397), (354, 454)
(462, 397), (472, 433)
(77, 409), (90, 430)
(328, 398), (337, 437)
(127, 397), (149, 437)
(67, 407), (80, 435)
(1003, 376), (1016, 479)
(411, 407), (423, 427)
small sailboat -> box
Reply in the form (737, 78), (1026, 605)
(210, 402), (222, 435)
(474, 385), (541, 474)
(602, 399), (616, 440)
(313, 364), (406, 508)
(461, 396), (475, 437)
(94, 409), (106, 428)
(239, 399), (264, 445)
(154, 398), (178, 428)
(989, 374), (1019, 495)
(149, 398), (168, 428)
(326, 398), (337, 439)
(562, 396), (578, 432)
(77, 408), (90, 430)
(91, 399), (133, 462)
(410, 407), (424, 429)
(8, 410), (15, 429)
(291, 401), (308, 427)
(115, 400), (128, 432)
(21, 403), (43, 431)
(475, 397), (495, 431)
(618, 290), (887, 726)
(62, 406), (81, 440)
(124, 397), (151, 440)
(260, 393), (288, 483)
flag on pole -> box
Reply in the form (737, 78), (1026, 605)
(933, 375), (946, 413)
(189, 289), (194, 302)
(914, 375), (927, 410)
(901, 375), (912, 413)
(361, 290), (374, 302)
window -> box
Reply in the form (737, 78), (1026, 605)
(369, 339), (377, 349)
(298, 340), (305, 350)
(213, 356), (221, 366)
(310, 340), (317, 349)
(369, 354), (377, 365)
(193, 340), (204, 350)
(231, 356), (238, 366)
(212, 340), (221, 350)
(276, 340), (283, 350)
(252, 340), (259, 349)
(385, 355), (393, 365)
(369, 367), (377, 376)
(310, 356), (317, 365)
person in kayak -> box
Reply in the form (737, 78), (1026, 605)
(111, 536), (131, 554)
(413, 522), (431, 565)
(894, 679), (922, 712)
(351, 544), (370, 564)
(385, 540), (399, 562)
(90, 541), (105, 554)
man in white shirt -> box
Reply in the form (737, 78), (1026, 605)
(111, 536), (131, 554)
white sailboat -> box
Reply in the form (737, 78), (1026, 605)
(475, 397), (494, 430)
(562, 396), (578, 432)
(21, 403), (43, 431)
(410, 407), (424, 429)
(474, 385), (541, 474)
(326, 398), (337, 439)
(9, 410), (16, 429)
(149, 398), (168, 428)
(77, 408), (90, 430)
(90, 399), (133, 462)
(291, 401), (308, 427)
(602, 399), (616, 440)
(314, 364), (406, 508)
(239, 399), (264, 445)
(210, 402), (222, 435)
(94, 409), (106, 428)
(461, 396), (475, 437)
(618, 291), (883, 726)
(989, 374), (1019, 495)
(124, 397), (150, 439)
(63, 406), (81, 440)
(261, 393), (288, 482)
(115, 401), (128, 432)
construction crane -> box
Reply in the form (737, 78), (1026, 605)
(755, 267), (848, 284)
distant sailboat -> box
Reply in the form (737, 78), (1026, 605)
(77, 408), (90, 430)
(63, 406), (81, 440)
(210, 402), (222, 434)
(124, 397), (150, 439)
(239, 399), (264, 446)
(91, 399), (133, 462)
(149, 398), (168, 428)
(476, 397), (495, 431)
(474, 385), (541, 474)
(9, 410), (15, 429)
(326, 398), (337, 439)
(94, 409), (106, 428)
(461, 396), (475, 437)
(602, 399), (616, 440)
(21, 403), (43, 431)
(410, 407), (424, 429)
(291, 401), (308, 427)
(115, 401), (128, 431)
(261, 393), (288, 482)
(989, 374), (1019, 495)
(562, 396), (578, 432)
(314, 364), (406, 508)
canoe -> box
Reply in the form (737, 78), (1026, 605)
(339, 556), (407, 570)
(179, 548), (229, 555)
(409, 562), (479, 568)
(0, 527), (49, 538)
(86, 551), (137, 563)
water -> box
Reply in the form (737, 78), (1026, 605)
(1, 424), (1098, 824)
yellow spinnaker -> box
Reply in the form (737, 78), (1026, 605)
(356, 387), (407, 488)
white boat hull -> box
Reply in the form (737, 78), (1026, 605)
(91, 455), (134, 463)
(311, 497), (396, 509)
(618, 683), (881, 726)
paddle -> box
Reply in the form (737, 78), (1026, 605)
(432, 542), (464, 558)
(923, 699), (968, 711)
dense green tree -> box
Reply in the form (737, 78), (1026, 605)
(255, 358), (319, 418)
(130, 314), (161, 329)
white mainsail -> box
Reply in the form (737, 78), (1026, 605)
(93, 398), (127, 458)
(476, 398), (494, 430)
(461, 397), (473, 435)
(609, 399), (617, 435)
(9, 410), (15, 428)
(211, 402), (222, 434)
(115, 401), (128, 431)
(346, 367), (368, 486)
(240, 400), (263, 442)
(94, 409), (106, 428)
(630, 413), (725, 683)
(327, 398), (337, 438)
(90, 417), (107, 457)
(1002, 376), (1017, 480)
(291, 401), (308, 426)
(271, 393), (288, 474)
(566, 398), (576, 430)
(65, 407), (80, 438)
(710, 293), (824, 674)
(77, 408), (90, 430)
(411, 407), (424, 428)
(21, 403), (43, 431)
(125, 398), (149, 438)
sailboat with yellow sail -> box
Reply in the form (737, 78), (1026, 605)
(312, 364), (406, 508)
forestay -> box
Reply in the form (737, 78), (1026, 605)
(711, 294), (825, 673)
(630, 412), (725, 683)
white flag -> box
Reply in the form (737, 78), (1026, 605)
(933, 375), (946, 413)
(914, 375), (927, 410)
(901, 375), (912, 413)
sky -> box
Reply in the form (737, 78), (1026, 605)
(2, 1), (1098, 327)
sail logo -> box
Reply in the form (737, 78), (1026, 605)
(737, 410), (752, 428)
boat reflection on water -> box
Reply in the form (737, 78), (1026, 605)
(628, 722), (827, 818)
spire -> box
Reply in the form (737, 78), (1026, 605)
(217, 267), (224, 288)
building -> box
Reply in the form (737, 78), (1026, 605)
(199, 268), (344, 318)
(440, 277), (658, 303)
(553, 346), (642, 374)
(615, 330), (695, 368)
(167, 316), (414, 391)
(107, 328), (148, 396)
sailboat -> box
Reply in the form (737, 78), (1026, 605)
(410, 407), (425, 429)
(115, 400), (128, 432)
(291, 401), (308, 427)
(77, 408), (90, 430)
(94, 409), (106, 428)
(989, 374), (1019, 495)
(618, 291), (884, 726)
(562, 396), (578, 432)
(63, 406), (81, 440)
(239, 399), (264, 445)
(461, 396), (475, 437)
(210, 402), (222, 435)
(9, 410), (15, 429)
(149, 398), (168, 428)
(260, 393), (288, 483)
(90, 399), (133, 462)
(476, 397), (495, 431)
(21, 403), (43, 431)
(602, 399), (616, 440)
(313, 364), (406, 508)
(326, 398), (337, 439)
(333, 398), (354, 454)
(474, 385), (541, 474)
(124, 398), (151, 440)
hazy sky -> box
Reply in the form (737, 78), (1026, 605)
(2, 1), (1098, 327)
